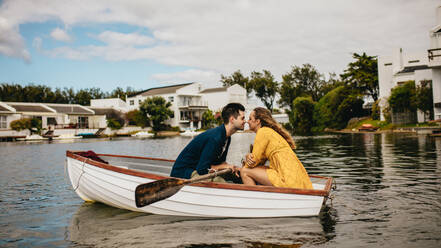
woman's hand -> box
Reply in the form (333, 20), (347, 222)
(245, 153), (256, 167)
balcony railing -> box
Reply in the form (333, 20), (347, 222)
(428, 48), (441, 61)
(428, 48), (441, 68)
(178, 100), (208, 108)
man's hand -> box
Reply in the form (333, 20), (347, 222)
(210, 163), (240, 177)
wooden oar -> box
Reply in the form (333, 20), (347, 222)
(135, 168), (232, 208)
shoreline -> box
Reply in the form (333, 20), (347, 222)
(330, 126), (441, 135)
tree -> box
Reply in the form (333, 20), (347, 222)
(249, 70), (279, 112)
(313, 86), (364, 131)
(126, 110), (150, 128)
(388, 81), (416, 113)
(74, 89), (93, 105)
(320, 73), (344, 98)
(415, 80), (434, 121)
(63, 87), (76, 104)
(279, 64), (324, 110)
(291, 97), (315, 134)
(220, 70), (252, 97)
(340, 52), (379, 101)
(140, 96), (173, 131)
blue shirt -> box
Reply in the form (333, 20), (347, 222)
(170, 125), (231, 179)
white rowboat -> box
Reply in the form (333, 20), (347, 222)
(66, 151), (334, 218)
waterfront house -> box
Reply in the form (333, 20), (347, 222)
(126, 83), (247, 130)
(90, 98), (129, 113)
(378, 6), (441, 122)
(44, 103), (103, 129)
(126, 83), (207, 130)
(0, 101), (107, 136)
(199, 84), (247, 112)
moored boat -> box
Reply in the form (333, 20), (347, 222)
(17, 134), (48, 141)
(180, 130), (203, 137)
(131, 131), (154, 138)
(53, 133), (83, 140)
(66, 150), (334, 218)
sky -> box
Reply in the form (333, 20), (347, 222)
(0, 0), (439, 92)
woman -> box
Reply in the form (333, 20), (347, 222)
(240, 107), (313, 189)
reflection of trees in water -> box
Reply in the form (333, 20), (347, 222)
(69, 202), (336, 248)
(436, 139), (441, 174)
(296, 134), (385, 193)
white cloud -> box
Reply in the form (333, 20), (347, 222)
(96, 31), (154, 46)
(0, 16), (30, 62)
(151, 69), (220, 87)
(0, 0), (440, 79)
(50, 28), (72, 42)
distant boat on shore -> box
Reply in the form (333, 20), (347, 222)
(131, 131), (154, 138)
(180, 130), (203, 137)
(53, 133), (82, 140)
(17, 134), (48, 141)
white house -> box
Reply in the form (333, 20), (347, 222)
(378, 6), (441, 122)
(126, 83), (248, 130)
(0, 101), (107, 132)
(91, 98), (129, 112)
(199, 84), (247, 112)
(428, 6), (441, 120)
(126, 83), (208, 129)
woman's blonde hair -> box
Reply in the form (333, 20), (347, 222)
(253, 107), (296, 149)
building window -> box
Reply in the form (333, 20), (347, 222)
(47, 117), (57, 126)
(168, 96), (174, 102)
(78, 116), (89, 128)
(130, 100), (134, 105)
(138, 99), (142, 104)
(408, 60), (420, 63)
(384, 63), (392, 66)
(0, 115), (6, 129)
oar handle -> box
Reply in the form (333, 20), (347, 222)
(187, 168), (232, 184)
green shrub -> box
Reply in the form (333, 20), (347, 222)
(107, 118), (122, 130)
(10, 118), (32, 131)
(382, 103), (392, 123)
(371, 100), (380, 120)
(10, 118), (42, 134)
(202, 110), (216, 129)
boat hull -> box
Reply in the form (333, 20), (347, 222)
(66, 151), (333, 218)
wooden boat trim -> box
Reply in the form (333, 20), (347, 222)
(66, 150), (332, 197)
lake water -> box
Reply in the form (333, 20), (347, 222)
(0, 133), (440, 247)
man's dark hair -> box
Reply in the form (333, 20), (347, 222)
(221, 103), (245, 124)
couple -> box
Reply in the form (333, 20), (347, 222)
(170, 103), (313, 189)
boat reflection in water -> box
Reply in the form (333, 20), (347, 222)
(69, 202), (336, 247)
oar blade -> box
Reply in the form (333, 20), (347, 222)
(135, 178), (185, 207)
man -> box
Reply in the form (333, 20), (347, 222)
(170, 103), (245, 182)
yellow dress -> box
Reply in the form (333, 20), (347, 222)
(248, 127), (313, 189)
